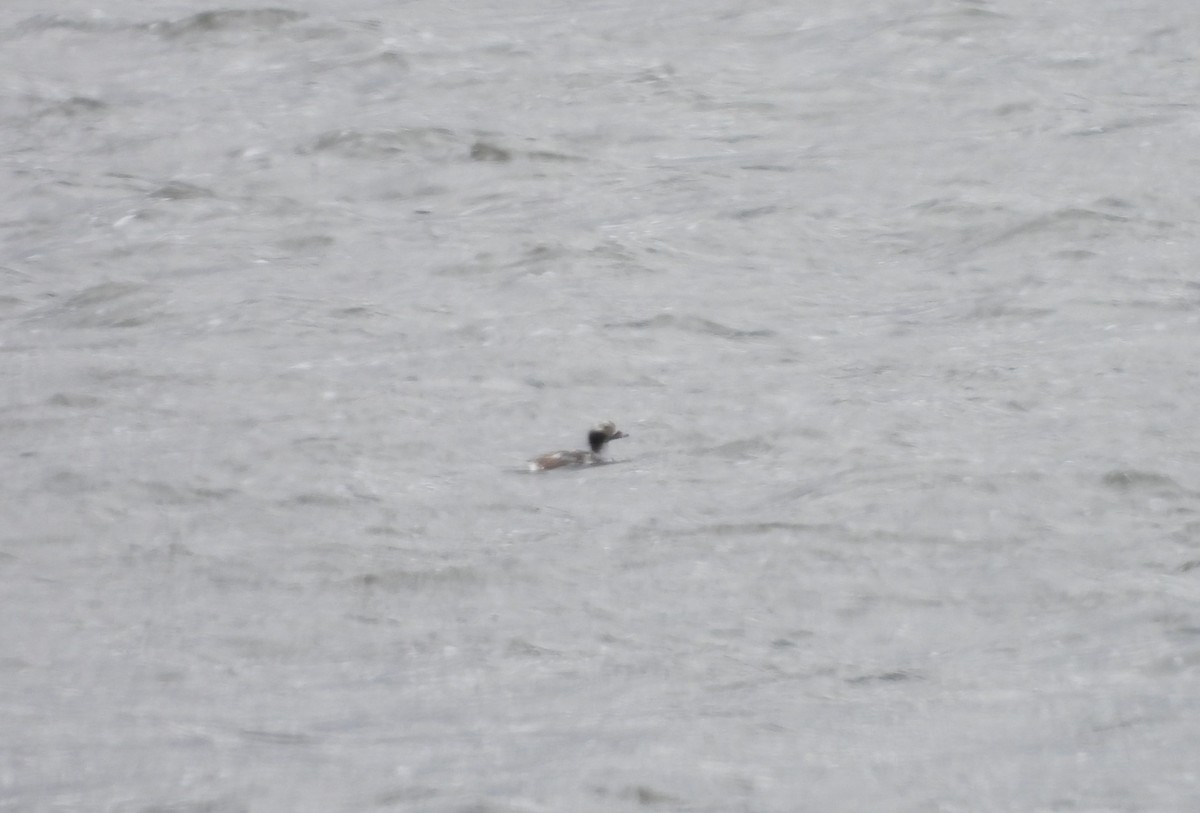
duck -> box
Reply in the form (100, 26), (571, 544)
(528, 421), (628, 471)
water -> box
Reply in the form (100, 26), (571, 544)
(3, 1), (1200, 810)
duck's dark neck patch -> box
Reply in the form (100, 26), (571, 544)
(588, 430), (608, 453)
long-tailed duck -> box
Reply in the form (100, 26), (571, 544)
(528, 421), (628, 471)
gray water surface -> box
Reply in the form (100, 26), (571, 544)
(3, 1), (1200, 811)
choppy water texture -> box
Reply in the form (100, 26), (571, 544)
(3, 1), (1200, 810)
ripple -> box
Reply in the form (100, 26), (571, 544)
(33, 96), (107, 119)
(149, 181), (215, 200)
(469, 141), (512, 162)
(300, 127), (460, 161)
(607, 313), (774, 340)
(12, 15), (118, 36)
(136, 796), (248, 813)
(237, 728), (315, 746)
(148, 9), (307, 39)
(1101, 470), (1184, 493)
(46, 392), (105, 408)
(22, 281), (166, 330)
(355, 566), (483, 592)
(845, 669), (920, 685)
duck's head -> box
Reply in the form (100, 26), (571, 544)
(588, 420), (627, 453)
